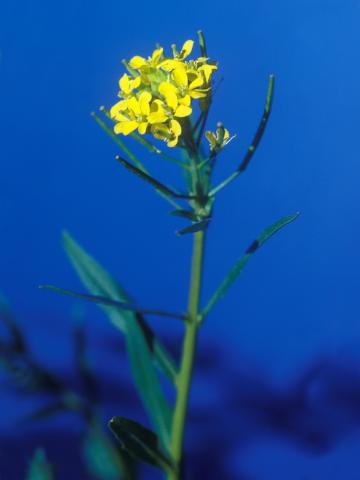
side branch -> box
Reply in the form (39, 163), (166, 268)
(209, 74), (275, 197)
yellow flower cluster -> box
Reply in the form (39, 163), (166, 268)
(110, 40), (217, 147)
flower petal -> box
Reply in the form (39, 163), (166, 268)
(172, 68), (188, 88)
(152, 47), (163, 65)
(179, 95), (191, 106)
(159, 82), (178, 96)
(110, 100), (127, 118)
(189, 76), (204, 90)
(167, 138), (178, 147)
(132, 76), (142, 89)
(129, 56), (146, 69)
(199, 64), (217, 83)
(174, 105), (192, 117)
(138, 122), (148, 135)
(114, 120), (138, 135)
(205, 131), (217, 149)
(165, 91), (178, 110)
(189, 89), (208, 99)
(139, 91), (152, 116)
(170, 119), (181, 137)
(127, 96), (141, 115)
(179, 40), (194, 59)
(159, 59), (184, 71)
(119, 74), (131, 94)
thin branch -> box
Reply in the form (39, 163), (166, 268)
(115, 155), (194, 200)
(40, 285), (186, 321)
(209, 74), (275, 197)
(91, 112), (146, 171)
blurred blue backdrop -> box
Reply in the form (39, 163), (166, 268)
(1, 0), (360, 478)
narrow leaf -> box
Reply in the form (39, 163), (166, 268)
(176, 218), (211, 236)
(0, 293), (26, 353)
(92, 111), (146, 171)
(27, 449), (53, 480)
(93, 111), (181, 209)
(170, 209), (198, 221)
(41, 285), (185, 321)
(209, 75), (275, 197)
(61, 232), (175, 448)
(115, 155), (191, 199)
(83, 423), (134, 480)
(109, 417), (174, 473)
(201, 212), (299, 318)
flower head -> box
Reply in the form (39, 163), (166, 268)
(206, 123), (234, 152)
(110, 38), (217, 147)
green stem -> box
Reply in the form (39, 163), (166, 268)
(168, 229), (205, 479)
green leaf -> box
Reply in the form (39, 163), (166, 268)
(62, 232), (174, 449)
(27, 449), (53, 480)
(109, 417), (174, 473)
(209, 75), (275, 197)
(40, 285), (185, 321)
(83, 423), (135, 480)
(0, 292), (26, 353)
(170, 209), (199, 221)
(92, 111), (146, 172)
(176, 218), (211, 236)
(115, 155), (191, 199)
(201, 212), (299, 318)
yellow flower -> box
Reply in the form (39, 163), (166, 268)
(198, 63), (218, 83)
(158, 82), (192, 117)
(206, 125), (233, 151)
(129, 47), (164, 70)
(158, 40), (193, 71)
(111, 91), (152, 135)
(151, 119), (182, 147)
(119, 73), (141, 95)
(178, 40), (194, 59)
(109, 36), (218, 148)
(147, 99), (168, 124)
(172, 68), (208, 101)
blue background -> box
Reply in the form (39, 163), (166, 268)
(1, 0), (360, 478)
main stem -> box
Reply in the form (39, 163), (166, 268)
(168, 229), (205, 479)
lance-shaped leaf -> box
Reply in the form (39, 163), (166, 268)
(93, 110), (181, 210)
(40, 285), (185, 321)
(0, 293), (26, 353)
(170, 209), (199, 221)
(62, 232), (174, 448)
(109, 417), (174, 473)
(92, 111), (146, 172)
(209, 75), (275, 197)
(201, 212), (299, 318)
(26, 449), (53, 480)
(115, 155), (192, 199)
(176, 218), (211, 236)
(83, 423), (135, 480)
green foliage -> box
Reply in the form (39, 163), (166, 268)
(26, 449), (53, 480)
(83, 424), (135, 480)
(62, 232), (174, 449)
(176, 218), (210, 236)
(109, 417), (174, 473)
(201, 212), (299, 318)
(40, 285), (185, 321)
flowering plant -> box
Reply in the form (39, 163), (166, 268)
(44, 31), (298, 479)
